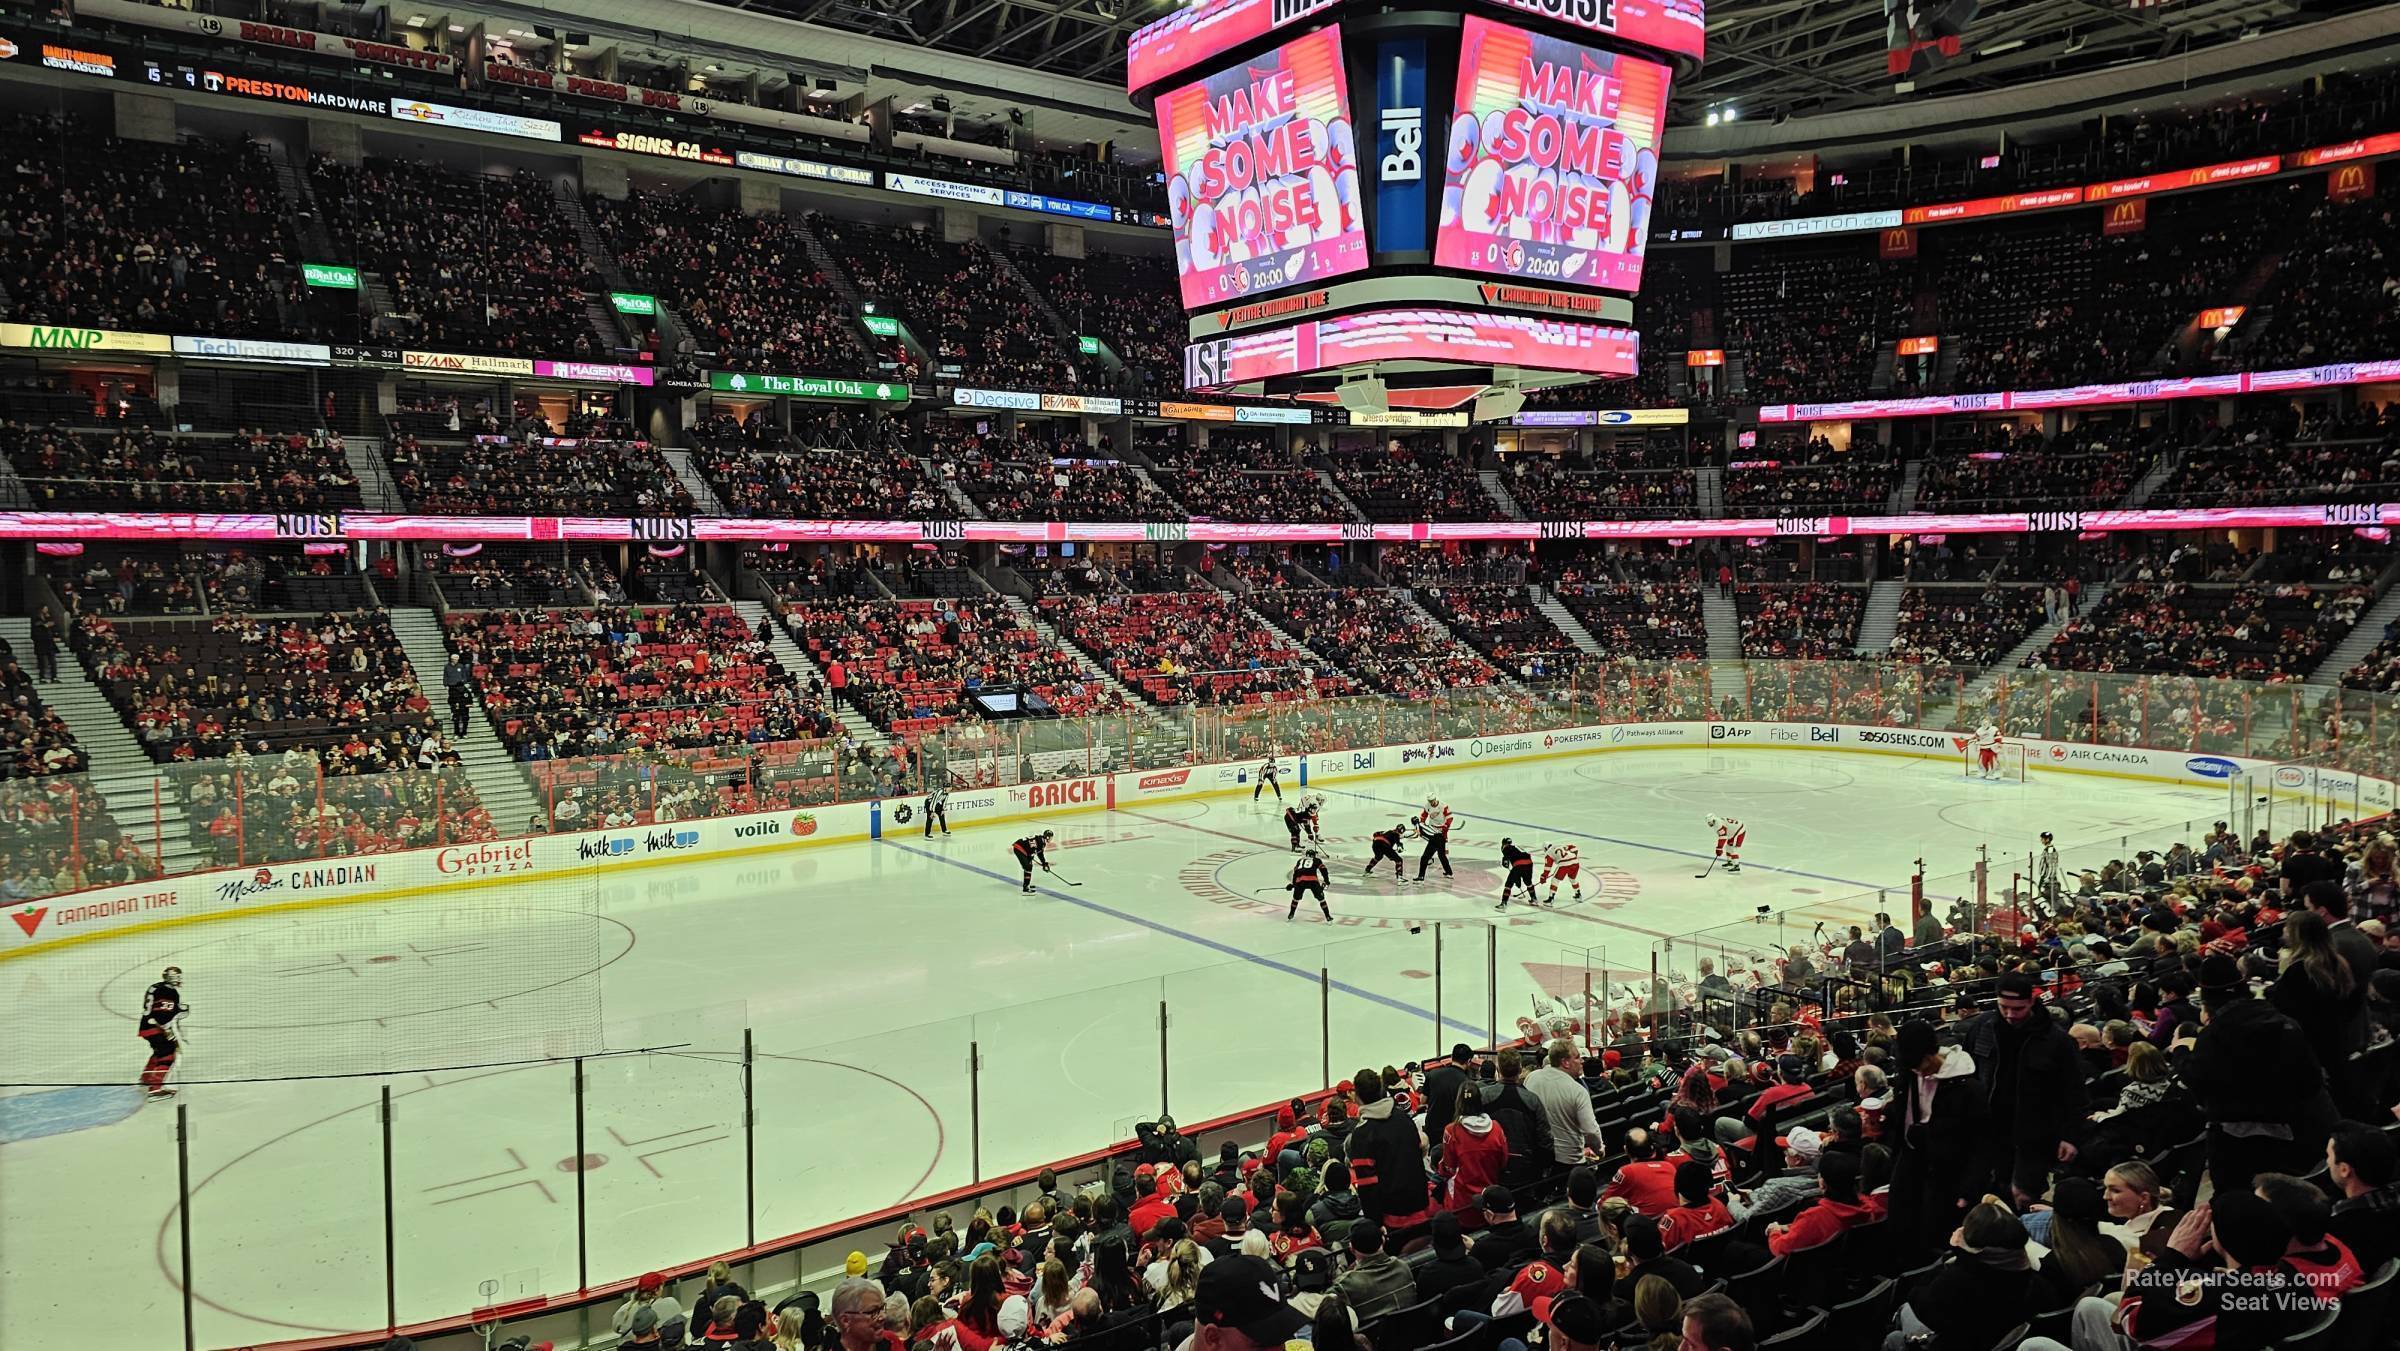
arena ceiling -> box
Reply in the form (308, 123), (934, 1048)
(701, 0), (2380, 124)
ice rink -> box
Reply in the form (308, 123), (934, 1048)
(0, 746), (2229, 1348)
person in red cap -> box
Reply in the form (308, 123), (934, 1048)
(613, 1271), (685, 1343)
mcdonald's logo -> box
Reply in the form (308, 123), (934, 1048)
(2101, 198), (2147, 237)
(2329, 161), (2375, 203)
(1878, 227), (1917, 259)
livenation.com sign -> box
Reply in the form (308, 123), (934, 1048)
(3, 503), (2391, 546)
(1156, 25), (1370, 308)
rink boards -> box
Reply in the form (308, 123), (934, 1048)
(4, 718), (2383, 959)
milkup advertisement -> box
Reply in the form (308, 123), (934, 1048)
(1435, 17), (1669, 294)
(1157, 25), (1370, 309)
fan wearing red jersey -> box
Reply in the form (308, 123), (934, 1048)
(1539, 842), (1583, 905)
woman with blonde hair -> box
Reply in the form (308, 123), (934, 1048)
(774, 1307), (808, 1351)
(1632, 1274), (1683, 1351)
(1155, 1240), (1206, 1312)
(2097, 1159), (2179, 1259)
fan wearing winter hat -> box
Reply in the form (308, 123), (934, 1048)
(1172, 1254), (1308, 1351)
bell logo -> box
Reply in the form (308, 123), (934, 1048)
(11, 904), (45, 937)
(1379, 105), (1422, 183)
(1027, 780), (1097, 809)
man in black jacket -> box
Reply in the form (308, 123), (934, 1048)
(1480, 1048), (1554, 1187)
(1422, 1044), (1476, 1165)
(2180, 954), (2334, 1194)
(1960, 971), (2086, 1205)
(2328, 1119), (2400, 1272)
(1345, 1067), (1433, 1228)
(1469, 1186), (1540, 1273)
(1888, 1018), (1987, 1252)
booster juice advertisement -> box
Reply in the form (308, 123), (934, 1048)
(1435, 17), (1669, 294)
(1158, 25), (1370, 309)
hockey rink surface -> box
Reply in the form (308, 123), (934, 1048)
(0, 747), (2226, 1348)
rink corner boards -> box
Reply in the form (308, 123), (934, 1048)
(4, 721), (2384, 962)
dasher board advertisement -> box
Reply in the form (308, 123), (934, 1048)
(1157, 25), (1370, 309)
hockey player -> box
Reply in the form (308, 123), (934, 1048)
(138, 966), (187, 1101)
(923, 780), (950, 838)
(1010, 830), (1057, 892)
(1253, 748), (1284, 803)
(1365, 822), (1409, 880)
(1415, 796), (1456, 881)
(1282, 795), (1322, 850)
(1495, 837), (1536, 910)
(1539, 841), (1584, 905)
(1706, 815), (1745, 873)
(1288, 847), (1333, 922)
(1974, 721), (2004, 779)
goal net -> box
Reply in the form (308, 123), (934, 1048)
(1963, 741), (2027, 781)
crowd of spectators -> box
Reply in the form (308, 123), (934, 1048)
(0, 114), (307, 341)
(1022, 246), (1183, 392)
(1413, 586), (1581, 681)
(386, 432), (690, 516)
(1554, 581), (1709, 661)
(781, 596), (1120, 735)
(1038, 590), (1359, 707)
(1721, 458), (1901, 514)
(448, 604), (834, 760)
(1248, 588), (1501, 696)
(0, 631), (82, 779)
(1736, 584), (1865, 660)
(1315, 440), (1498, 523)
(2031, 581), (2369, 680)
(952, 439), (1177, 523)
(310, 159), (590, 357)
(2230, 170), (2400, 370)
(596, 192), (866, 375)
(1721, 243), (1912, 407)
(1888, 586), (2051, 668)
(1144, 435), (1354, 523)
(1500, 455), (1696, 519)
(69, 609), (435, 766)
(2152, 408), (2400, 509)
(1915, 424), (2153, 513)
(691, 410), (947, 521)
(830, 220), (1076, 387)
(420, 544), (621, 610)
(3, 423), (360, 511)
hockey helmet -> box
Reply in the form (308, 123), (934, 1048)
(1705, 815), (1721, 829)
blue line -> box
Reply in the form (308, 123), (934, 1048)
(1318, 786), (1948, 901)
(884, 840), (1488, 1040)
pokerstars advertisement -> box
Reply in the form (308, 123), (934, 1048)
(1435, 18), (1669, 294)
(1158, 25), (1370, 309)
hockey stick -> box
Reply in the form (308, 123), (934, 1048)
(1043, 866), (1084, 888)
(1693, 856), (1717, 880)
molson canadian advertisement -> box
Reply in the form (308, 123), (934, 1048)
(1156, 24), (1370, 308)
(1436, 16), (1668, 293)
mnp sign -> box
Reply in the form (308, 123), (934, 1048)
(1373, 37), (1427, 253)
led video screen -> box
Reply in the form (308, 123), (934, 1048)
(1435, 17), (1670, 294)
(1156, 25), (1370, 309)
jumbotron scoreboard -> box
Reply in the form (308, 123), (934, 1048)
(1128, 0), (1705, 416)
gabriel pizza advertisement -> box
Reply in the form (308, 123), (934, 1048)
(1156, 24), (1371, 309)
(1435, 16), (1670, 294)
